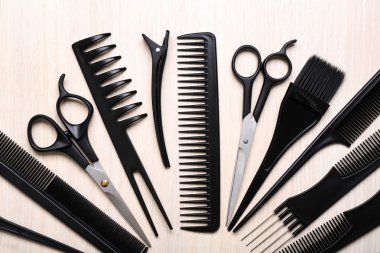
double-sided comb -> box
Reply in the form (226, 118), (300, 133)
(0, 131), (147, 253)
(231, 69), (380, 232)
(72, 33), (172, 236)
(142, 30), (171, 168)
(242, 130), (380, 253)
(0, 216), (82, 253)
(278, 188), (380, 253)
(177, 32), (220, 232)
(228, 56), (344, 230)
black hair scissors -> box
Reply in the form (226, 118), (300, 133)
(227, 40), (296, 226)
(27, 74), (150, 247)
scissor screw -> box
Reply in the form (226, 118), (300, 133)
(244, 139), (248, 144)
(101, 180), (109, 187)
(156, 48), (161, 52)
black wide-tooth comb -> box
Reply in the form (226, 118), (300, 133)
(177, 32), (220, 232)
(229, 56), (344, 230)
(242, 130), (380, 253)
(278, 188), (380, 253)
(0, 131), (147, 253)
(231, 69), (380, 232)
(72, 33), (172, 236)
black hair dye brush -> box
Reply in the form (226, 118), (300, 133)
(231, 68), (380, 232)
(242, 129), (380, 253)
(228, 56), (344, 230)
(0, 131), (147, 253)
(278, 187), (380, 253)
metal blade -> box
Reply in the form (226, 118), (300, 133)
(226, 114), (257, 226)
(86, 162), (151, 247)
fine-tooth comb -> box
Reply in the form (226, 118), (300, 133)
(72, 33), (172, 236)
(278, 188), (380, 253)
(0, 131), (147, 253)
(232, 69), (380, 232)
(242, 130), (380, 253)
(143, 30), (171, 168)
(177, 32), (220, 232)
(228, 56), (344, 231)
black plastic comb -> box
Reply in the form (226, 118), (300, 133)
(229, 56), (344, 230)
(278, 188), (380, 253)
(232, 68), (380, 232)
(143, 30), (171, 168)
(72, 33), (172, 236)
(177, 32), (220, 232)
(242, 130), (380, 252)
(0, 131), (147, 253)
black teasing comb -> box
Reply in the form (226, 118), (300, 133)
(0, 131), (147, 253)
(232, 68), (380, 232)
(278, 188), (380, 253)
(229, 56), (344, 231)
(142, 30), (171, 168)
(242, 130), (380, 253)
(72, 33), (172, 236)
(177, 32), (220, 232)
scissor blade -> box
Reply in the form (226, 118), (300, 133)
(85, 162), (151, 247)
(227, 114), (257, 226)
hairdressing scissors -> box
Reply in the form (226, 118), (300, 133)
(226, 40), (296, 227)
(27, 74), (150, 247)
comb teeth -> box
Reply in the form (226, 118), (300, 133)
(335, 129), (380, 176)
(177, 32), (220, 232)
(336, 84), (380, 144)
(294, 55), (345, 103)
(72, 33), (146, 129)
(279, 214), (351, 253)
(0, 131), (55, 190)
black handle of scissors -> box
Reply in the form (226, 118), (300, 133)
(232, 45), (262, 119)
(253, 39), (296, 120)
(27, 114), (89, 169)
(56, 74), (99, 162)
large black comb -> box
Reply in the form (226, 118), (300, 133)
(72, 33), (172, 236)
(0, 131), (147, 253)
(232, 68), (380, 232)
(177, 32), (220, 232)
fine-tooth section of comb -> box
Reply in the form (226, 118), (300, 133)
(177, 32), (220, 232)
(73, 33), (172, 236)
(232, 69), (380, 232)
(0, 131), (147, 253)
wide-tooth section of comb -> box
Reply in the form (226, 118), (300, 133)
(177, 32), (220, 232)
(0, 131), (147, 253)
(278, 214), (351, 253)
(336, 84), (380, 144)
(293, 55), (344, 102)
(0, 132), (55, 190)
(335, 130), (380, 176)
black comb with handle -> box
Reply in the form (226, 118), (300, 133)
(228, 56), (344, 230)
(232, 69), (380, 232)
(177, 32), (220, 232)
(279, 188), (380, 253)
(72, 33), (172, 236)
(0, 131), (147, 253)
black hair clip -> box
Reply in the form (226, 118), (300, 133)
(143, 30), (171, 168)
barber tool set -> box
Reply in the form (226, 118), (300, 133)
(0, 30), (379, 253)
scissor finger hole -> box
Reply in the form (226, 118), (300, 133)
(232, 46), (261, 79)
(263, 55), (291, 80)
(59, 97), (90, 125)
(30, 119), (58, 148)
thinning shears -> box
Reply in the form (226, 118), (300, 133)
(227, 40), (296, 227)
(27, 74), (150, 247)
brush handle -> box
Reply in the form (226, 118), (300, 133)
(230, 130), (340, 232)
(0, 217), (83, 253)
(326, 190), (380, 252)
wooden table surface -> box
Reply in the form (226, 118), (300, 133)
(0, 0), (379, 252)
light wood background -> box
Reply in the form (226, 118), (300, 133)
(0, 0), (379, 252)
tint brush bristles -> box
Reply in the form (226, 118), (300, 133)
(294, 55), (345, 102)
(241, 129), (380, 253)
